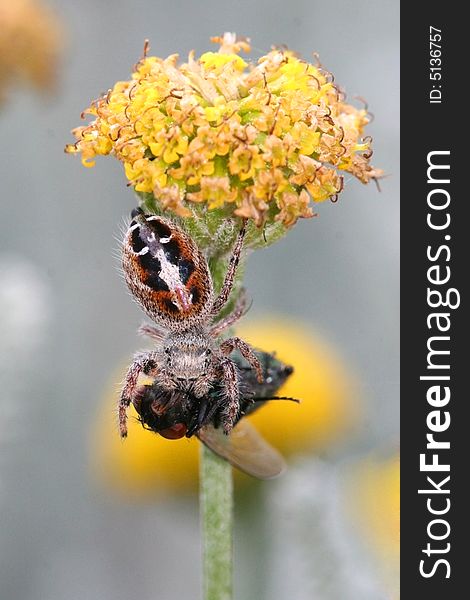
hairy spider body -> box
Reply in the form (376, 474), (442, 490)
(119, 208), (262, 438)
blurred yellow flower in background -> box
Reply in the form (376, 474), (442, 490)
(0, 0), (63, 104)
(346, 451), (400, 598)
(90, 317), (358, 497)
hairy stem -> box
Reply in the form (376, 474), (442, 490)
(200, 444), (234, 600)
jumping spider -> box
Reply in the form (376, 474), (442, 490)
(119, 208), (263, 439)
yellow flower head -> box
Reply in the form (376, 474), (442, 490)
(66, 33), (381, 228)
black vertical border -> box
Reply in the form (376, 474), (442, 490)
(401, 3), (465, 597)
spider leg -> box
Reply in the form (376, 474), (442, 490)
(119, 352), (158, 438)
(137, 323), (165, 341)
(220, 337), (263, 383)
(211, 220), (247, 316)
(210, 288), (250, 338)
(220, 358), (241, 434)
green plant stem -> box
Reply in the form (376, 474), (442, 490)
(200, 444), (234, 600)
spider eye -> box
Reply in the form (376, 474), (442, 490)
(164, 348), (171, 354)
(204, 349), (212, 357)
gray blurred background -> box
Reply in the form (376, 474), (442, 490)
(0, 1), (399, 599)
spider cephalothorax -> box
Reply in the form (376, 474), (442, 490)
(119, 208), (263, 438)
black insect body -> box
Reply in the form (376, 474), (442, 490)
(133, 351), (295, 479)
(133, 349), (294, 434)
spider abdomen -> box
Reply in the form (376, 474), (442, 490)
(122, 209), (214, 328)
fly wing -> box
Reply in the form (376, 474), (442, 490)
(197, 421), (286, 480)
